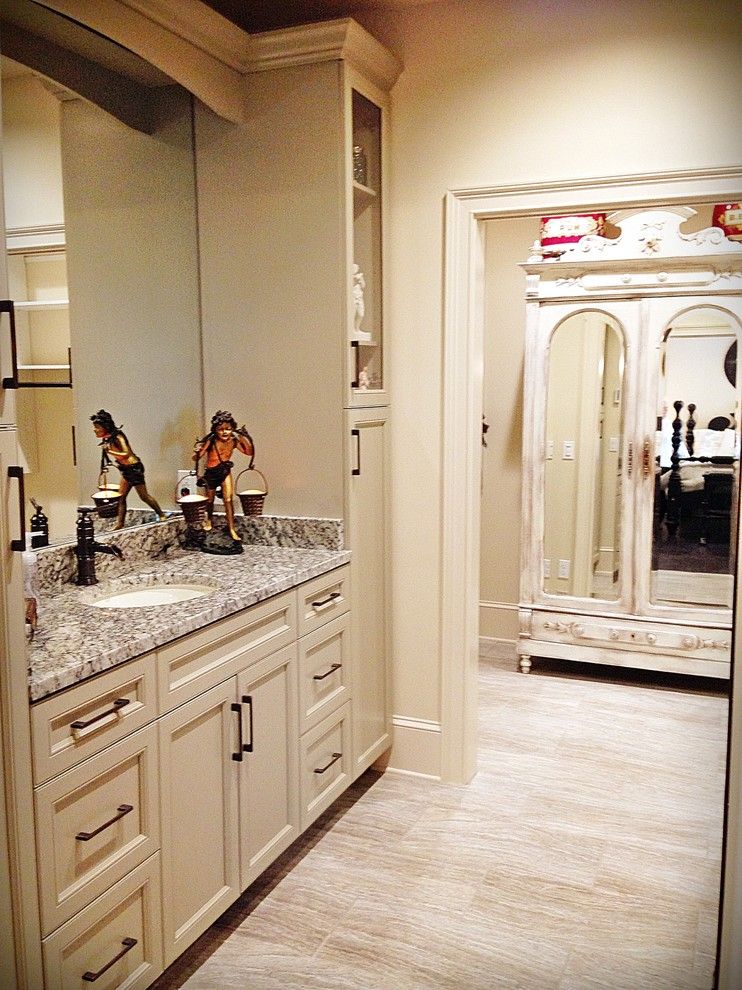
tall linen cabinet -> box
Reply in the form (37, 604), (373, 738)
(194, 20), (399, 781)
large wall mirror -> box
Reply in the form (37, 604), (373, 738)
(1, 7), (204, 545)
(651, 305), (741, 609)
(543, 311), (625, 600)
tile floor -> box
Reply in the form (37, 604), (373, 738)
(152, 646), (729, 990)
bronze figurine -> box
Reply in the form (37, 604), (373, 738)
(91, 410), (165, 529)
(193, 410), (254, 542)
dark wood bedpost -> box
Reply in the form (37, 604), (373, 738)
(686, 403), (696, 457)
(665, 399), (684, 538)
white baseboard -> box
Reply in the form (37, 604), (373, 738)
(479, 635), (517, 663)
(387, 716), (441, 778)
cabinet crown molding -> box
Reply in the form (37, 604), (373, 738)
(248, 18), (402, 91)
(29, 3), (401, 124)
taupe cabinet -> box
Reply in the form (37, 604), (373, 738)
(30, 565), (352, 989)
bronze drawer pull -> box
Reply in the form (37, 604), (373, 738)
(76, 804), (133, 841)
(241, 695), (254, 753)
(231, 703), (243, 761)
(82, 937), (137, 982)
(71, 697), (130, 731)
(313, 663), (342, 681)
(314, 751), (342, 774)
(311, 591), (341, 611)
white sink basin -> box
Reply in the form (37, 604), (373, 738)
(91, 584), (216, 609)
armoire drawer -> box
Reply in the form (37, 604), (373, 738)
(299, 702), (352, 830)
(532, 610), (732, 661)
(298, 614), (351, 732)
(31, 655), (157, 785)
(157, 589), (297, 711)
(297, 565), (350, 638)
(42, 853), (163, 990)
(35, 724), (160, 936)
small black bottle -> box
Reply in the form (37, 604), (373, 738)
(30, 498), (49, 547)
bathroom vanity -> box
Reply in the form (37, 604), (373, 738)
(24, 518), (360, 988)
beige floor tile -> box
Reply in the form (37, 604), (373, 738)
(153, 658), (728, 990)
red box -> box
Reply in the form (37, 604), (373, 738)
(712, 203), (742, 242)
(540, 213), (606, 255)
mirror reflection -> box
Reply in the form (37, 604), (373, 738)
(2, 54), (204, 545)
(543, 312), (625, 599)
(652, 307), (741, 608)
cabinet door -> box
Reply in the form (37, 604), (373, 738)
(236, 644), (299, 889)
(346, 73), (389, 408)
(158, 681), (239, 966)
(345, 408), (391, 777)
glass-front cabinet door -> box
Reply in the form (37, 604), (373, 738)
(637, 294), (742, 625)
(346, 77), (388, 407)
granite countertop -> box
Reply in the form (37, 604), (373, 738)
(29, 543), (350, 703)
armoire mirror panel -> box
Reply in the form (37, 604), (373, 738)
(651, 305), (741, 610)
(544, 312), (625, 600)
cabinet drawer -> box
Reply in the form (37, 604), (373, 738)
(532, 610), (732, 663)
(297, 565), (350, 638)
(157, 589), (297, 711)
(298, 614), (351, 733)
(31, 655), (157, 785)
(299, 703), (352, 830)
(35, 725), (160, 936)
(42, 853), (163, 990)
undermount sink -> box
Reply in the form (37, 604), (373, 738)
(91, 583), (216, 609)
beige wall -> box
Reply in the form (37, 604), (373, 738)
(194, 62), (346, 520)
(354, 0), (742, 751)
(1, 73), (64, 231)
(479, 216), (535, 642)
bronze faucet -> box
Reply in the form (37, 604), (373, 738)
(75, 507), (124, 585)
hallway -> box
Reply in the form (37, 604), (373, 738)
(153, 651), (728, 990)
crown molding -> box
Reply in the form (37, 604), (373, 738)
(31, 2), (401, 122)
(123, 0), (252, 71)
(248, 17), (402, 92)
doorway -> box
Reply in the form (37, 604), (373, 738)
(440, 167), (742, 983)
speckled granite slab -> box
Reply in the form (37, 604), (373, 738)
(29, 543), (350, 702)
(28, 514), (347, 702)
(35, 515), (344, 596)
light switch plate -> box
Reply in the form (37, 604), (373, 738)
(558, 559), (570, 579)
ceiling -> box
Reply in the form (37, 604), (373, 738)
(200, 0), (432, 34)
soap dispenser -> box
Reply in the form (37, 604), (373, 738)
(30, 498), (49, 547)
(22, 533), (40, 640)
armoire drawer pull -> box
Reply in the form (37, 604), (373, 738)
(71, 698), (130, 732)
(82, 936), (137, 981)
(313, 751), (342, 774)
(313, 663), (342, 681)
(76, 804), (133, 841)
(311, 591), (341, 611)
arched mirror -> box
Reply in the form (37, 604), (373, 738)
(651, 306), (741, 608)
(543, 312), (625, 600)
